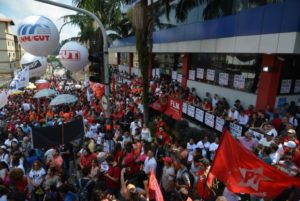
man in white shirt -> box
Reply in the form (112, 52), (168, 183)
(237, 110), (249, 126)
(130, 119), (141, 136)
(196, 136), (211, 159)
(212, 94), (219, 109)
(144, 150), (157, 174)
(227, 107), (239, 121)
(4, 133), (18, 147)
(259, 132), (274, 147)
(209, 137), (219, 161)
(187, 138), (197, 164)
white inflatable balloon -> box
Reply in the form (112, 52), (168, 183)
(21, 53), (47, 78)
(17, 16), (59, 56)
(59, 41), (89, 72)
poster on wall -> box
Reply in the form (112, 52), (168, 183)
(152, 69), (156, 77)
(229, 122), (243, 138)
(195, 108), (204, 122)
(233, 74), (245, 89)
(218, 73), (229, 86)
(215, 116), (225, 132)
(188, 70), (195, 80)
(280, 79), (292, 94)
(172, 71), (177, 80)
(206, 69), (215, 81)
(187, 104), (195, 118)
(182, 102), (188, 114)
(177, 74), (182, 83)
(196, 68), (204, 79)
(204, 112), (215, 128)
(155, 68), (160, 77)
(294, 80), (300, 93)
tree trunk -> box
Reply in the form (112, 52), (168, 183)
(133, 0), (152, 124)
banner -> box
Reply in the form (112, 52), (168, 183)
(188, 70), (195, 80)
(204, 112), (215, 128)
(206, 69), (215, 81)
(149, 99), (166, 113)
(187, 104), (195, 118)
(280, 79), (292, 94)
(294, 80), (300, 93)
(229, 122), (243, 138)
(195, 108), (204, 122)
(0, 91), (8, 109)
(90, 82), (105, 100)
(177, 74), (182, 83)
(32, 116), (85, 148)
(164, 97), (183, 120)
(233, 74), (245, 89)
(215, 116), (225, 132)
(196, 68), (204, 79)
(218, 73), (229, 86)
(10, 67), (29, 90)
(172, 71), (177, 80)
(211, 130), (300, 198)
(182, 102), (188, 114)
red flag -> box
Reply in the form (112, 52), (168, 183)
(210, 130), (300, 198)
(149, 169), (164, 201)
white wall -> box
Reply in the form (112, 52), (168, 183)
(275, 95), (300, 108)
(187, 80), (257, 108)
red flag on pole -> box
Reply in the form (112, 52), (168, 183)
(149, 169), (164, 201)
(210, 130), (300, 198)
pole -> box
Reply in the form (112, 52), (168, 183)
(34, 0), (111, 116)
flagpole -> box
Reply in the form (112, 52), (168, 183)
(201, 129), (228, 199)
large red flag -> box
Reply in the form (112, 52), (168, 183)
(148, 169), (164, 201)
(211, 130), (300, 198)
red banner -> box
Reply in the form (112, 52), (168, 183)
(149, 99), (166, 112)
(164, 97), (183, 120)
(210, 130), (300, 198)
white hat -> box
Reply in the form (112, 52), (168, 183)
(283, 141), (297, 149)
(0, 145), (6, 150)
(266, 131), (275, 136)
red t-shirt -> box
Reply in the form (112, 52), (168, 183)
(80, 153), (97, 169)
(106, 165), (121, 189)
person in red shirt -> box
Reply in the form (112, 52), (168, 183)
(104, 155), (121, 197)
(79, 147), (97, 170)
(155, 126), (171, 145)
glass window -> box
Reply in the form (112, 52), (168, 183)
(154, 53), (184, 80)
(189, 53), (261, 93)
(120, 53), (128, 66)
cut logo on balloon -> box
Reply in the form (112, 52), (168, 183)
(60, 50), (80, 61)
(18, 24), (51, 42)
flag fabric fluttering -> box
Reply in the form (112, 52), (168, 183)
(149, 169), (164, 201)
(210, 130), (300, 198)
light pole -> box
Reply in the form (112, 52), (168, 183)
(34, 0), (111, 116)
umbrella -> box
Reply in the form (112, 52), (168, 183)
(8, 90), (24, 96)
(50, 94), (78, 106)
(33, 88), (57, 99)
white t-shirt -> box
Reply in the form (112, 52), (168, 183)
(259, 138), (274, 147)
(29, 168), (46, 185)
(161, 166), (175, 191)
(238, 114), (249, 125)
(130, 121), (141, 136)
(144, 157), (157, 174)
(196, 141), (211, 158)
(89, 124), (99, 134)
(209, 143), (219, 161)
(141, 128), (152, 142)
(4, 138), (18, 147)
(187, 143), (197, 162)
(228, 110), (239, 120)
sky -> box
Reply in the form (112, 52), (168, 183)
(0, 0), (80, 42)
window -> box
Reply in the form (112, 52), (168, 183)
(120, 53), (129, 66)
(189, 53), (261, 93)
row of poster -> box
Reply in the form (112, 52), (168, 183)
(280, 79), (300, 94)
(182, 102), (244, 137)
(187, 68), (246, 89)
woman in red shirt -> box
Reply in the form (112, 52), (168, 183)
(104, 155), (121, 197)
(79, 147), (97, 170)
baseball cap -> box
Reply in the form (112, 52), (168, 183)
(266, 131), (274, 136)
(162, 157), (173, 165)
(283, 141), (297, 149)
(288, 129), (296, 134)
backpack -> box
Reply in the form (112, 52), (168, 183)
(179, 169), (195, 189)
(77, 179), (93, 201)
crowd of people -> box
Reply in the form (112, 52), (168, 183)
(0, 71), (299, 201)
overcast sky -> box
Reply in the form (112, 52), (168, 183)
(0, 0), (80, 41)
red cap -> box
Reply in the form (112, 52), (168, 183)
(163, 157), (173, 165)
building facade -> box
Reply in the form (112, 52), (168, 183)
(0, 17), (22, 82)
(109, 0), (300, 110)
